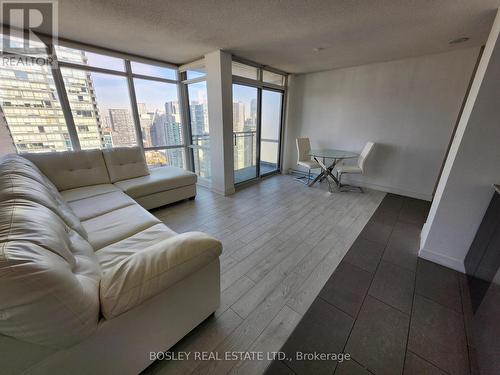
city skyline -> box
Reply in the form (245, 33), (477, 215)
(0, 46), (192, 170)
(0, 45), (283, 182)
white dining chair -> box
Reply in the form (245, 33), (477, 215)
(336, 141), (375, 191)
(296, 137), (321, 184)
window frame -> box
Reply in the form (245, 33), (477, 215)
(231, 57), (288, 185)
(231, 56), (288, 90)
(180, 71), (209, 183)
(42, 39), (187, 169)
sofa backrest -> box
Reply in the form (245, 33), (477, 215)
(0, 154), (87, 238)
(0, 154), (101, 348)
(23, 149), (110, 191)
(102, 147), (150, 183)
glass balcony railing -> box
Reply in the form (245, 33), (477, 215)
(233, 130), (278, 183)
(190, 134), (211, 179)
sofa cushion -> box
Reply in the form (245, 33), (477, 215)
(60, 184), (121, 203)
(23, 149), (110, 191)
(0, 199), (100, 348)
(99, 231), (222, 318)
(114, 166), (197, 199)
(0, 154), (60, 196)
(135, 184), (196, 210)
(0, 154), (87, 239)
(96, 223), (177, 268)
(0, 172), (87, 239)
(102, 147), (150, 183)
(82, 204), (161, 250)
(68, 191), (136, 221)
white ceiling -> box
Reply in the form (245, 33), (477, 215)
(57, 0), (500, 73)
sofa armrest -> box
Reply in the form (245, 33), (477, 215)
(100, 232), (222, 319)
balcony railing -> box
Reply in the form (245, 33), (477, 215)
(188, 131), (279, 182)
(190, 133), (211, 178)
(233, 130), (279, 182)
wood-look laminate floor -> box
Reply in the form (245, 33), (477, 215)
(143, 174), (385, 375)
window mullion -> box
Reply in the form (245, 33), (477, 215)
(178, 71), (194, 172)
(256, 87), (262, 177)
(51, 50), (81, 150)
(124, 60), (144, 151)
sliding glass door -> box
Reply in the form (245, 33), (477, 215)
(232, 84), (284, 184)
(260, 89), (283, 175)
(233, 84), (258, 183)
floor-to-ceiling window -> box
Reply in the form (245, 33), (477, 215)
(260, 89), (283, 174)
(233, 84), (258, 183)
(0, 35), (187, 170)
(59, 65), (137, 150)
(132, 77), (184, 169)
(181, 65), (211, 181)
(232, 61), (286, 184)
(0, 61), (72, 152)
(187, 80), (210, 178)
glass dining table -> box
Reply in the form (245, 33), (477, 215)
(307, 149), (359, 192)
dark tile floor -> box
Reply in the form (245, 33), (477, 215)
(265, 193), (473, 375)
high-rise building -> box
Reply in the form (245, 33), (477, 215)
(250, 98), (257, 124)
(139, 115), (153, 148)
(150, 110), (166, 147)
(0, 62), (72, 152)
(136, 102), (153, 148)
(60, 56), (103, 149)
(232, 100), (255, 170)
(0, 46), (102, 152)
(108, 108), (136, 146)
(164, 101), (183, 168)
(165, 101), (182, 146)
(101, 115), (113, 148)
(189, 98), (210, 178)
(233, 101), (246, 132)
(190, 103), (207, 135)
(149, 101), (184, 168)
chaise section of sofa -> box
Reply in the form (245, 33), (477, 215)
(24, 146), (198, 210)
(102, 147), (197, 209)
(0, 151), (221, 375)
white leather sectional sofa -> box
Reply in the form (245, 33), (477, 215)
(0, 148), (222, 375)
(27, 146), (198, 210)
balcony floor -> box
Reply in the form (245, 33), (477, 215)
(234, 162), (278, 184)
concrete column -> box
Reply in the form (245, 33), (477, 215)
(205, 50), (235, 195)
(419, 9), (500, 272)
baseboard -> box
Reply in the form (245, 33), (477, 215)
(196, 177), (211, 189)
(287, 169), (433, 201)
(350, 180), (433, 201)
(198, 177), (235, 196)
(418, 247), (466, 273)
(210, 185), (235, 196)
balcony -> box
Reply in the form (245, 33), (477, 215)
(190, 131), (279, 183)
(233, 130), (278, 183)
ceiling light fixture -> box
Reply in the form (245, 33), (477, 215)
(313, 47), (324, 52)
(449, 37), (469, 44)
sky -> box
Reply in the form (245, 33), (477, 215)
(233, 84), (282, 139)
(133, 78), (178, 111)
(73, 51), (178, 114)
(90, 73), (178, 114)
(80, 51), (282, 134)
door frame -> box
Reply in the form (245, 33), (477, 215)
(232, 79), (286, 185)
(259, 86), (285, 178)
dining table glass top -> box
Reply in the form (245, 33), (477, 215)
(308, 148), (359, 159)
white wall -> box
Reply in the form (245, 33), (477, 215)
(420, 10), (500, 272)
(283, 48), (480, 200)
(205, 50), (235, 195)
